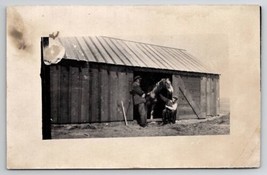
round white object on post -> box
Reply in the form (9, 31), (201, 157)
(43, 38), (65, 65)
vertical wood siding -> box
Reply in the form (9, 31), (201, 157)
(180, 75), (200, 119)
(48, 60), (218, 124)
(172, 74), (220, 120)
(90, 64), (100, 122)
(181, 76), (201, 105)
(81, 63), (90, 122)
(200, 77), (207, 117)
(215, 78), (220, 115)
(109, 67), (118, 121)
(59, 65), (70, 123)
(172, 74), (200, 119)
(70, 66), (80, 123)
(210, 77), (216, 116)
(206, 76), (211, 116)
(126, 74), (134, 118)
(116, 67), (133, 121)
(49, 61), (133, 124)
(204, 75), (220, 116)
(100, 65), (109, 122)
(50, 65), (59, 123)
(205, 75), (220, 116)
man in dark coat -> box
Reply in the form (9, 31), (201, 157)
(159, 94), (178, 124)
(131, 76), (147, 127)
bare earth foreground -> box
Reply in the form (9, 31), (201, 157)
(51, 114), (230, 139)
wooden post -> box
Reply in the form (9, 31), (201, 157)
(121, 101), (128, 126)
(41, 37), (51, 139)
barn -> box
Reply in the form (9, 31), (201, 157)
(41, 36), (220, 127)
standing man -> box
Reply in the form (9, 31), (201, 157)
(131, 76), (147, 127)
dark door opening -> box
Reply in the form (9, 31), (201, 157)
(133, 71), (172, 120)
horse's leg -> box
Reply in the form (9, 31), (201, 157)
(146, 102), (151, 119)
(147, 95), (155, 120)
(150, 104), (154, 120)
(151, 100), (158, 120)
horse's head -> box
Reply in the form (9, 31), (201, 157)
(150, 78), (173, 98)
(164, 78), (173, 94)
(156, 78), (173, 94)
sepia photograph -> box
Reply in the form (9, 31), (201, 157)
(6, 5), (259, 169)
(41, 35), (230, 139)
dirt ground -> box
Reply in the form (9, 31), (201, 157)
(51, 113), (230, 139)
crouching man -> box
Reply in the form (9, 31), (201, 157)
(131, 76), (147, 127)
(160, 94), (178, 124)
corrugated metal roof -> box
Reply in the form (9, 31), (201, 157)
(57, 36), (217, 74)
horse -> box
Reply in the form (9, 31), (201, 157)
(146, 78), (173, 119)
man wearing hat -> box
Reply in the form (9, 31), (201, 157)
(131, 76), (147, 127)
(160, 94), (178, 124)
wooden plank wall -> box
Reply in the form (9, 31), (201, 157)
(116, 67), (133, 121)
(81, 63), (90, 123)
(109, 66), (118, 121)
(50, 65), (59, 123)
(215, 78), (220, 115)
(178, 75), (202, 119)
(172, 74), (220, 120)
(172, 74), (201, 119)
(59, 65), (70, 123)
(205, 75), (220, 116)
(48, 60), (219, 124)
(100, 65), (109, 122)
(90, 64), (100, 122)
(177, 88), (196, 118)
(70, 65), (80, 123)
(181, 75), (200, 119)
(200, 75), (220, 117)
(206, 76), (211, 116)
(49, 61), (89, 124)
(181, 76), (201, 105)
(49, 62), (133, 124)
(210, 77), (216, 116)
(200, 77), (207, 117)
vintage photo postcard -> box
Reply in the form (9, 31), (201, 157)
(6, 5), (260, 169)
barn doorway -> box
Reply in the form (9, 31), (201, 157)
(133, 71), (172, 120)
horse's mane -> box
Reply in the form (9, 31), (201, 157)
(149, 78), (173, 98)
